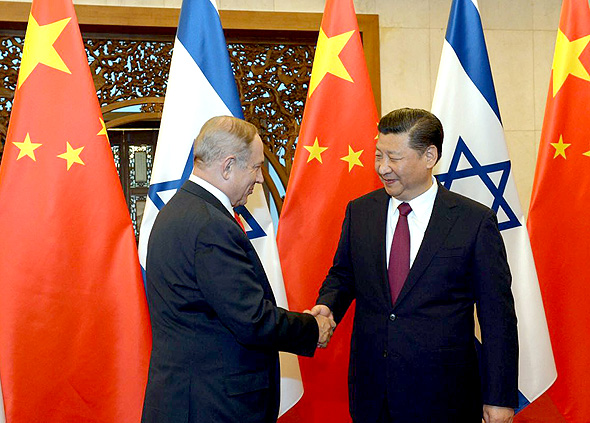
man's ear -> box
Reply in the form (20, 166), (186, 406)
(221, 156), (236, 180)
(425, 145), (438, 169)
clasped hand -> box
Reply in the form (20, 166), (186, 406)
(304, 305), (336, 348)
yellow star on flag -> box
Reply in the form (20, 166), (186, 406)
(551, 29), (590, 97)
(303, 138), (329, 163)
(18, 14), (71, 89)
(340, 145), (364, 171)
(97, 117), (108, 138)
(583, 151), (590, 157)
(57, 142), (85, 170)
(551, 135), (571, 159)
(308, 28), (355, 98)
(13, 133), (42, 161)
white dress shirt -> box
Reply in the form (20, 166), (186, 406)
(189, 174), (234, 216)
(386, 178), (438, 268)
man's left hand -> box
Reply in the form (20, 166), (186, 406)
(482, 405), (514, 423)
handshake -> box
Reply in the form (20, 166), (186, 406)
(304, 305), (337, 349)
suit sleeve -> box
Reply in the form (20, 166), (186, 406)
(194, 218), (318, 357)
(316, 202), (357, 323)
(472, 210), (519, 408)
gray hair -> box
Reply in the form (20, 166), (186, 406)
(193, 116), (258, 169)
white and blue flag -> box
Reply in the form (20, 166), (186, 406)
(137, 0), (303, 414)
(432, 0), (556, 411)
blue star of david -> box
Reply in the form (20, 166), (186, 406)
(435, 137), (521, 231)
(148, 150), (194, 210)
(148, 150), (266, 240)
(234, 205), (267, 240)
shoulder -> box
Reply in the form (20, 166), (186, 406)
(436, 185), (494, 218)
(349, 187), (389, 209)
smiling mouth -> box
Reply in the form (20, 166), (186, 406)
(381, 177), (398, 184)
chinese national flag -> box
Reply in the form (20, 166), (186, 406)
(527, 0), (590, 422)
(0, 0), (151, 421)
(277, 0), (380, 421)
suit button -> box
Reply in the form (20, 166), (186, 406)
(389, 313), (396, 322)
(383, 350), (388, 358)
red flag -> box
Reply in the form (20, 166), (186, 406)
(0, 0), (151, 421)
(527, 1), (590, 422)
(277, 0), (380, 420)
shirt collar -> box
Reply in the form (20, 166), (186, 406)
(391, 176), (438, 220)
(189, 173), (234, 216)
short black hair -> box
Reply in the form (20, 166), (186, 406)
(378, 108), (443, 163)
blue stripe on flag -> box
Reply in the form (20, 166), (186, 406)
(177, 0), (243, 118)
(445, 0), (501, 122)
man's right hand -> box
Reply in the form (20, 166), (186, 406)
(304, 305), (336, 348)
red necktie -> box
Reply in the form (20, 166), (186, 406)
(388, 202), (412, 305)
(234, 210), (246, 233)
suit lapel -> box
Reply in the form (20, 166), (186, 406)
(181, 180), (243, 231)
(181, 181), (277, 304)
(394, 185), (459, 307)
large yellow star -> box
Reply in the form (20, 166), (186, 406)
(57, 142), (85, 170)
(340, 146), (364, 172)
(303, 138), (328, 163)
(308, 28), (355, 97)
(550, 135), (571, 159)
(13, 133), (42, 161)
(551, 29), (590, 97)
(18, 14), (71, 89)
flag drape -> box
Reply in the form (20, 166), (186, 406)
(432, 0), (556, 412)
(136, 0), (303, 414)
(527, 0), (590, 421)
(0, 0), (151, 421)
(277, 0), (381, 421)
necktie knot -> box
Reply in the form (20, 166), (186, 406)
(398, 202), (412, 217)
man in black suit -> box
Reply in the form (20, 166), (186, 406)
(142, 116), (335, 423)
(309, 108), (518, 423)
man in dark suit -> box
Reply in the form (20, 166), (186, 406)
(142, 116), (335, 423)
(309, 108), (518, 423)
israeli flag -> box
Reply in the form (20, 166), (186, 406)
(137, 0), (303, 414)
(432, 0), (556, 411)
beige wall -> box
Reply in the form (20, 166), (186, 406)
(5, 0), (562, 213)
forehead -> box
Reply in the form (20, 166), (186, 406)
(376, 132), (411, 151)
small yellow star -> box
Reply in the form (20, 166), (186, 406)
(583, 151), (590, 157)
(13, 133), (42, 161)
(97, 117), (108, 138)
(303, 138), (329, 163)
(550, 135), (571, 159)
(57, 142), (85, 170)
(551, 29), (590, 97)
(308, 28), (355, 98)
(340, 146), (364, 172)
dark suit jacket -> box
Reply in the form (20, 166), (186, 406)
(142, 181), (318, 423)
(317, 185), (518, 423)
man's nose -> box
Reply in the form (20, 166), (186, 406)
(256, 168), (264, 184)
